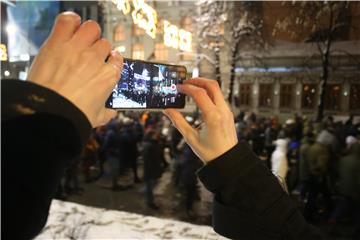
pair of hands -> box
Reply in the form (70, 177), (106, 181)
(28, 12), (238, 163)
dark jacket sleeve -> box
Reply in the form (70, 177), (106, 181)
(2, 80), (92, 240)
(197, 141), (323, 240)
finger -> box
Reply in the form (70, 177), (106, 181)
(46, 12), (81, 45)
(70, 20), (101, 49)
(98, 51), (123, 91)
(90, 38), (112, 61)
(95, 108), (117, 127)
(177, 84), (215, 115)
(163, 109), (198, 144)
(107, 50), (123, 70)
(184, 78), (226, 106)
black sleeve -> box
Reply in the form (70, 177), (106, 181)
(2, 80), (92, 240)
(197, 141), (324, 240)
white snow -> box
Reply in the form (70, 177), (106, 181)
(112, 94), (146, 108)
(35, 200), (228, 239)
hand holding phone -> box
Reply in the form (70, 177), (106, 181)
(106, 58), (186, 109)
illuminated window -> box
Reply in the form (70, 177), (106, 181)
(133, 24), (145, 36)
(157, 19), (164, 34)
(132, 44), (144, 60)
(302, 84), (317, 109)
(113, 25), (125, 42)
(350, 84), (360, 110)
(280, 84), (293, 108)
(154, 43), (168, 61)
(239, 84), (251, 106)
(181, 16), (193, 32)
(259, 84), (273, 108)
(325, 84), (341, 110)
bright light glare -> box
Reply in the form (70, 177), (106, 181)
(115, 46), (126, 53)
(6, 24), (17, 34)
(4, 70), (10, 77)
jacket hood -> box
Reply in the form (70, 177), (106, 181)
(274, 139), (288, 152)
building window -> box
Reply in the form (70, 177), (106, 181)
(302, 84), (317, 109)
(181, 16), (193, 32)
(154, 43), (168, 61)
(259, 84), (273, 108)
(239, 84), (251, 106)
(133, 24), (145, 36)
(350, 84), (360, 110)
(325, 84), (341, 110)
(113, 25), (125, 42)
(280, 84), (293, 108)
(132, 44), (144, 60)
(157, 19), (164, 34)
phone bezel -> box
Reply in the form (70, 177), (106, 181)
(106, 58), (187, 110)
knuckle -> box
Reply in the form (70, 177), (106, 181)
(85, 20), (101, 36)
(81, 50), (100, 60)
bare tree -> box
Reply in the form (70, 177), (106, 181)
(196, 1), (265, 104)
(196, 0), (228, 85)
(225, 1), (265, 104)
(273, 1), (359, 121)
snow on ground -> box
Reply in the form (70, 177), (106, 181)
(113, 94), (146, 108)
(35, 200), (228, 239)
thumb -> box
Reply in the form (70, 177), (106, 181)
(163, 109), (198, 144)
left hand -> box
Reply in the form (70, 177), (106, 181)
(27, 12), (122, 127)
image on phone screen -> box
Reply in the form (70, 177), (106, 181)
(106, 59), (186, 109)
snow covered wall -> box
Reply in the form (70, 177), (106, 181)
(35, 200), (228, 239)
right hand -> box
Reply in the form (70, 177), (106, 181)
(27, 12), (123, 127)
(164, 78), (238, 163)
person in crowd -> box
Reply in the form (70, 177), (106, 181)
(329, 136), (360, 238)
(121, 117), (142, 183)
(264, 118), (278, 168)
(304, 126), (336, 222)
(81, 133), (100, 182)
(3, 12), (325, 240)
(102, 120), (124, 190)
(178, 143), (202, 217)
(299, 131), (315, 201)
(271, 139), (289, 182)
(142, 130), (165, 209)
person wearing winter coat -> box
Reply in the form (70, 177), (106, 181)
(329, 137), (360, 238)
(271, 139), (289, 181)
(142, 130), (164, 209)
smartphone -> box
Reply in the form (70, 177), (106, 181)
(106, 58), (186, 109)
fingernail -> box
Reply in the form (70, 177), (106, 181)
(112, 50), (121, 58)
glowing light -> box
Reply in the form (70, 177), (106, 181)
(164, 20), (192, 52)
(6, 24), (17, 34)
(112, 0), (131, 15)
(179, 29), (192, 52)
(4, 70), (10, 77)
(131, 0), (157, 39)
(164, 20), (179, 49)
(115, 46), (126, 53)
(344, 91), (348, 96)
(0, 44), (8, 61)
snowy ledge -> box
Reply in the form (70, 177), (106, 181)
(35, 200), (228, 239)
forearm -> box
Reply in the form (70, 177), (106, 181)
(2, 80), (92, 239)
(197, 141), (323, 239)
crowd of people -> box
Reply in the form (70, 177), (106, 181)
(235, 112), (360, 230)
(56, 111), (203, 216)
(57, 108), (360, 236)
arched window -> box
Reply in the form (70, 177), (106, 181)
(113, 25), (125, 42)
(132, 44), (144, 60)
(154, 43), (168, 61)
(181, 16), (193, 32)
(133, 24), (145, 36)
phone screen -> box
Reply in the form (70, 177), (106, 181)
(106, 58), (186, 109)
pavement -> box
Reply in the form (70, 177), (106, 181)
(64, 164), (213, 226)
